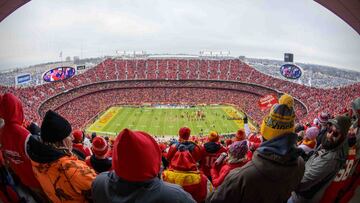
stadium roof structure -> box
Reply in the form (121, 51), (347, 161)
(315, 0), (360, 35)
(0, 1), (359, 34)
(0, 0), (30, 22)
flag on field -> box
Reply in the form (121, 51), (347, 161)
(258, 94), (278, 111)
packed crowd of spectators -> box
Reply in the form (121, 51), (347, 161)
(0, 58), (359, 130)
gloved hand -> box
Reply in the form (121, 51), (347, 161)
(243, 115), (248, 124)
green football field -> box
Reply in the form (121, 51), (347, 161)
(85, 105), (246, 137)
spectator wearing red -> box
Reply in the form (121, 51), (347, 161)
(92, 129), (195, 203)
(199, 131), (227, 179)
(72, 129), (92, 160)
(211, 140), (249, 188)
(0, 93), (42, 191)
(85, 136), (112, 174)
(163, 145), (213, 202)
(233, 129), (246, 142)
(105, 137), (115, 158)
(167, 127), (202, 162)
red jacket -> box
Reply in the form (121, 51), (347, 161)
(0, 93), (41, 188)
(163, 150), (213, 202)
(211, 160), (248, 188)
(320, 146), (360, 203)
(199, 142), (227, 178)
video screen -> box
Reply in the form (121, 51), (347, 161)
(43, 67), (75, 82)
(279, 64), (302, 79)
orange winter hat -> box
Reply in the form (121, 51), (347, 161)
(208, 131), (219, 142)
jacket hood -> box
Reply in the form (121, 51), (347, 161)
(102, 172), (162, 202)
(170, 150), (197, 171)
(204, 142), (221, 153)
(112, 129), (161, 182)
(0, 93), (24, 125)
(257, 133), (300, 158)
(176, 141), (197, 152)
(26, 135), (67, 163)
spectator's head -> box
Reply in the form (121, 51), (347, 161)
(228, 140), (248, 161)
(92, 136), (109, 158)
(318, 112), (329, 127)
(304, 127), (319, 140)
(112, 129), (161, 182)
(208, 131), (219, 142)
(323, 115), (351, 150)
(260, 94), (295, 140)
(91, 132), (97, 141)
(0, 93), (24, 125)
(234, 129), (245, 141)
(169, 144), (197, 171)
(179, 127), (191, 141)
(41, 110), (73, 151)
(72, 129), (84, 143)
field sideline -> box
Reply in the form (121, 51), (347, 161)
(86, 105), (246, 137)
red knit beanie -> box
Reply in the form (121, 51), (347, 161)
(92, 136), (108, 157)
(113, 129), (161, 182)
(72, 129), (83, 143)
(234, 129), (246, 141)
(179, 127), (191, 141)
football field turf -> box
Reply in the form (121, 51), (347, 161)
(85, 105), (245, 137)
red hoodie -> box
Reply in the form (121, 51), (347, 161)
(210, 160), (248, 188)
(0, 93), (41, 188)
(199, 142), (227, 178)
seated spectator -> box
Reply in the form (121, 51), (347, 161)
(72, 129), (92, 160)
(290, 115), (351, 203)
(210, 140), (249, 188)
(27, 110), (96, 202)
(167, 127), (202, 162)
(207, 94), (305, 203)
(163, 145), (213, 202)
(106, 137), (115, 158)
(316, 112), (330, 147)
(92, 128), (195, 203)
(0, 93), (44, 199)
(199, 131), (227, 179)
(85, 136), (112, 173)
(298, 127), (319, 161)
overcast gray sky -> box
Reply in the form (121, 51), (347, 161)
(0, 0), (359, 71)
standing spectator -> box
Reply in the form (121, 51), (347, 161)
(163, 145), (213, 202)
(319, 97), (360, 203)
(92, 128), (196, 203)
(0, 93), (43, 198)
(207, 94), (305, 203)
(316, 112), (330, 147)
(210, 140), (249, 188)
(167, 127), (202, 162)
(85, 136), (112, 174)
(298, 127), (319, 161)
(72, 129), (92, 160)
(290, 115), (351, 203)
(26, 110), (96, 202)
(199, 131), (227, 179)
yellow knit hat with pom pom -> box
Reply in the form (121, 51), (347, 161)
(260, 94), (295, 140)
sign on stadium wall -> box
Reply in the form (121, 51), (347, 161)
(43, 67), (76, 82)
(279, 64), (302, 79)
(76, 65), (86, 70)
(258, 94), (278, 111)
(15, 73), (31, 85)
